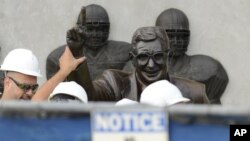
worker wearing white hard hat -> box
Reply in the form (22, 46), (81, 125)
(115, 98), (138, 106)
(140, 80), (190, 107)
(49, 81), (88, 103)
(0, 47), (85, 101)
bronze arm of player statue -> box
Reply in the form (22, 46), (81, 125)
(46, 5), (132, 82)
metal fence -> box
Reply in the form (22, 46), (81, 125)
(0, 101), (249, 141)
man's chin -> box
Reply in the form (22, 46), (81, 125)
(86, 43), (103, 50)
(146, 72), (158, 77)
(142, 72), (162, 83)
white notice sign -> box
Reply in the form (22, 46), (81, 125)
(91, 111), (168, 141)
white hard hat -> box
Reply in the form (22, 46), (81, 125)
(140, 80), (190, 106)
(49, 81), (88, 103)
(0, 48), (42, 77)
(115, 98), (138, 106)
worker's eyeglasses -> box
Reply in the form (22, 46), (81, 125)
(8, 76), (38, 94)
(135, 52), (166, 65)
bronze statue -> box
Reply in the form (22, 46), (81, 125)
(156, 8), (229, 104)
(46, 4), (132, 80)
(81, 27), (209, 104)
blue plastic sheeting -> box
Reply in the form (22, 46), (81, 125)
(0, 117), (91, 141)
(170, 120), (229, 141)
(0, 116), (230, 141)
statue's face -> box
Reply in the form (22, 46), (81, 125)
(82, 21), (109, 50)
(166, 30), (190, 57)
(135, 39), (167, 84)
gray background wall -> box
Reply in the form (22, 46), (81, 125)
(0, 0), (249, 105)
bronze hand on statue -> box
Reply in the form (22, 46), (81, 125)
(66, 26), (86, 58)
(66, 26), (94, 98)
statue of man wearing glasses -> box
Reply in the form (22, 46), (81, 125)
(78, 26), (209, 104)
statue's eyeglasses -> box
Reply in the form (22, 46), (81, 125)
(7, 76), (39, 94)
(134, 52), (166, 65)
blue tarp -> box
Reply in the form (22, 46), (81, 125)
(0, 116), (229, 141)
(170, 120), (229, 141)
(0, 117), (91, 141)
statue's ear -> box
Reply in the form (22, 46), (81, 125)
(129, 52), (137, 67)
(77, 7), (86, 25)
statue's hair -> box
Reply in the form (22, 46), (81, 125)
(131, 26), (169, 53)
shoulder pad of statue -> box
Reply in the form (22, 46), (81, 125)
(169, 75), (209, 104)
(191, 55), (223, 69)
